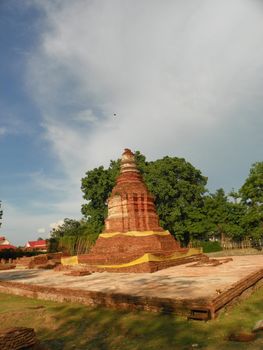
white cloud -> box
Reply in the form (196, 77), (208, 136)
(37, 227), (46, 234)
(29, 170), (69, 192)
(0, 127), (6, 136)
(1, 202), (52, 245)
(50, 220), (64, 230)
(1, 201), (82, 246)
(75, 109), (98, 124)
(25, 0), (263, 208)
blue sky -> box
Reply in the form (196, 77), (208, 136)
(0, 0), (263, 245)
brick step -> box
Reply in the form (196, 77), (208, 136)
(188, 309), (211, 321)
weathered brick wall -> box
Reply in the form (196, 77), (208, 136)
(78, 253), (203, 273)
(0, 279), (206, 316)
(15, 253), (66, 269)
(15, 257), (34, 268)
(47, 252), (64, 260)
(89, 234), (182, 257)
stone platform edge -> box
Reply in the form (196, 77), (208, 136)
(0, 279), (212, 318)
(0, 267), (263, 320)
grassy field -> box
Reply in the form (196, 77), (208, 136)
(0, 289), (262, 350)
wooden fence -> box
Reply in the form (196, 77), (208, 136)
(221, 239), (263, 250)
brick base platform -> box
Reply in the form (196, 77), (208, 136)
(70, 230), (202, 273)
(77, 252), (204, 273)
(1, 255), (263, 320)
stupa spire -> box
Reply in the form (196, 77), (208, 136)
(120, 148), (140, 174)
(104, 148), (163, 233)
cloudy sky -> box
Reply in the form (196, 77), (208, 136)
(0, 0), (263, 245)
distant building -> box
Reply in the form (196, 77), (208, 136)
(0, 236), (16, 250)
(25, 239), (47, 252)
(0, 236), (10, 245)
(0, 244), (16, 250)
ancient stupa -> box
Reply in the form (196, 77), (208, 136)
(79, 149), (201, 272)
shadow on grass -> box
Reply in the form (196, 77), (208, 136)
(1, 286), (262, 349)
(37, 286), (263, 350)
(37, 304), (213, 350)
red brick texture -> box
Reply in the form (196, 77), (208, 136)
(104, 149), (163, 233)
(78, 254), (204, 273)
(15, 253), (64, 269)
(0, 327), (37, 350)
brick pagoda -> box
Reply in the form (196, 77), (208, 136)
(77, 149), (201, 272)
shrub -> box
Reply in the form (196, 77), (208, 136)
(200, 241), (222, 253)
(0, 249), (44, 260)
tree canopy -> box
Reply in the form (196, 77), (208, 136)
(81, 159), (120, 234)
(201, 189), (246, 241)
(238, 162), (263, 240)
(239, 162), (263, 206)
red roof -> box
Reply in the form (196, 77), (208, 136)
(26, 240), (47, 248)
(0, 244), (16, 250)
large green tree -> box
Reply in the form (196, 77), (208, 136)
(50, 219), (85, 239)
(240, 206), (263, 240)
(81, 152), (207, 245)
(201, 189), (246, 241)
(238, 162), (263, 241)
(81, 160), (120, 234)
(136, 154), (207, 244)
(239, 162), (263, 206)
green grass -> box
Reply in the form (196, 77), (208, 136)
(0, 289), (263, 350)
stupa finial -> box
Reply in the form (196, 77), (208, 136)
(120, 148), (139, 174)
